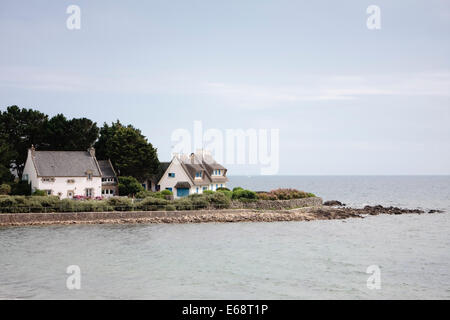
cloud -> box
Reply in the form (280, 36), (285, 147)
(1, 66), (449, 107)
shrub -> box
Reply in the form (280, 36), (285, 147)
(203, 190), (214, 195)
(174, 198), (194, 210)
(11, 181), (31, 195)
(270, 188), (313, 200)
(216, 187), (230, 192)
(32, 189), (46, 196)
(232, 187), (244, 192)
(257, 192), (277, 201)
(232, 189), (257, 201)
(0, 184), (11, 195)
(137, 197), (169, 211)
(106, 197), (133, 211)
(216, 188), (232, 199)
(135, 190), (154, 199)
(188, 194), (209, 209)
(207, 192), (231, 209)
(165, 204), (176, 211)
(161, 189), (173, 196)
(118, 176), (144, 196)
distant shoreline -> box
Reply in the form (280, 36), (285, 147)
(0, 205), (440, 227)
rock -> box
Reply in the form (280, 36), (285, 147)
(428, 209), (444, 214)
(324, 200), (344, 206)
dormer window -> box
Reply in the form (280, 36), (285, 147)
(213, 169), (222, 176)
(86, 170), (93, 181)
(168, 173), (175, 178)
(195, 171), (202, 179)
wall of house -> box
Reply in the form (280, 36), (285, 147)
(22, 150), (38, 192)
(35, 177), (102, 199)
(158, 157), (193, 198)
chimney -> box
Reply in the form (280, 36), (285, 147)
(88, 147), (95, 158)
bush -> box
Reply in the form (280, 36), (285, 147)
(106, 197), (133, 211)
(174, 198), (194, 210)
(118, 176), (144, 196)
(166, 204), (176, 211)
(232, 187), (244, 192)
(232, 189), (257, 201)
(216, 188), (232, 199)
(0, 184), (11, 195)
(216, 187), (230, 192)
(32, 189), (47, 196)
(11, 181), (31, 195)
(257, 192), (277, 201)
(137, 197), (169, 211)
(207, 192), (231, 209)
(188, 194), (209, 209)
(269, 188), (314, 200)
(203, 190), (214, 195)
(135, 190), (154, 199)
(161, 189), (173, 196)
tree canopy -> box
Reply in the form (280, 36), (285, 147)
(0, 106), (161, 188)
(95, 121), (160, 181)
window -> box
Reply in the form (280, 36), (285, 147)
(23, 174), (29, 181)
(67, 191), (74, 198)
(85, 188), (93, 197)
(87, 173), (92, 180)
(196, 187), (199, 193)
(168, 173), (175, 178)
(166, 187), (173, 192)
(67, 179), (75, 184)
(216, 184), (218, 189)
(195, 172), (202, 178)
(42, 177), (55, 182)
(44, 190), (52, 195)
(203, 187), (207, 191)
(220, 184), (223, 188)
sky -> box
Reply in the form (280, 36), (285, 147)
(0, 0), (449, 175)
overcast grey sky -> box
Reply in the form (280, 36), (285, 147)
(0, 0), (449, 175)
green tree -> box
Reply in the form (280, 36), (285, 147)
(0, 106), (48, 179)
(95, 121), (160, 181)
(118, 176), (144, 196)
(41, 114), (99, 151)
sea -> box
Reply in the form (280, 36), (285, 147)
(0, 176), (449, 299)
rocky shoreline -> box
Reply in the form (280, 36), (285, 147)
(0, 203), (444, 227)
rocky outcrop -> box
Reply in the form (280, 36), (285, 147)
(323, 200), (345, 207)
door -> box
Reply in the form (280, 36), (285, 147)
(176, 188), (189, 198)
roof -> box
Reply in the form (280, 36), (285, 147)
(97, 160), (117, 178)
(32, 151), (102, 177)
(175, 181), (191, 189)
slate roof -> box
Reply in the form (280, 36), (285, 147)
(97, 160), (117, 178)
(32, 151), (102, 177)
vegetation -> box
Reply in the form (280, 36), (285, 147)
(32, 189), (46, 196)
(256, 188), (316, 200)
(94, 121), (160, 181)
(0, 184), (11, 195)
(118, 176), (144, 196)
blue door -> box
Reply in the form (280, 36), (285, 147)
(177, 188), (189, 197)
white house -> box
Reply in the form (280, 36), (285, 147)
(22, 146), (118, 199)
(158, 150), (228, 198)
